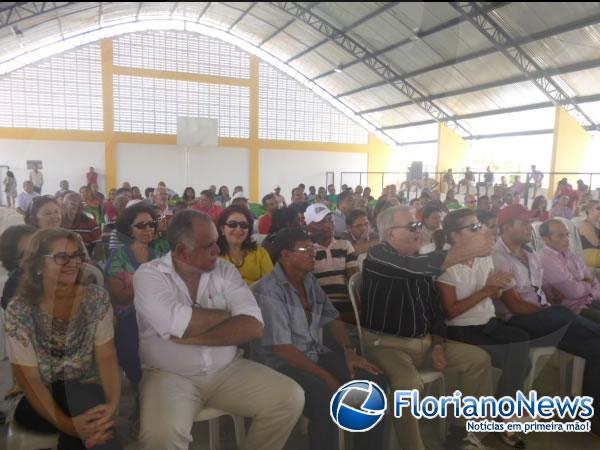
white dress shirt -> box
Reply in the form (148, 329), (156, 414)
(133, 253), (263, 376)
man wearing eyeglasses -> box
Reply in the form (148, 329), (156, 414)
(361, 205), (496, 450)
(493, 206), (600, 433)
(252, 228), (386, 450)
(133, 210), (304, 450)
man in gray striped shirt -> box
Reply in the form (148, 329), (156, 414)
(362, 205), (495, 450)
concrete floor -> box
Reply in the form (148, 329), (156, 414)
(2, 356), (600, 449)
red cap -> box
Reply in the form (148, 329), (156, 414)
(497, 204), (531, 227)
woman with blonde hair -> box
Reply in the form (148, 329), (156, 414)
(5, 228), (122, 449)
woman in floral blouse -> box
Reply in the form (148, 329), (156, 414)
(5, 228), (122, 449)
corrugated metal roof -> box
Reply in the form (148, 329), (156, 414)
(1, 1), (600, 145)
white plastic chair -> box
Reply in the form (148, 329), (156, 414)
(7, 420), (58, 450)
(525, 347), (585, 396)
(348, 272), (447, 441)
(195, 407), (246, 450)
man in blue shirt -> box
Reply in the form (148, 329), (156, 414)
(252, 228), (385, 450)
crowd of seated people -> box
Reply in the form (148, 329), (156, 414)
(3, 171), (600, 450)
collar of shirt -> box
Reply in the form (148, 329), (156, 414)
(497, 236), (535, 257)
(271, 264), (326, 305)
(154, 253), (214, 305)
(314, 238), (337, 251)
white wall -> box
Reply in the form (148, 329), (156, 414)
(116, 143), (249, 196)
(0, 139), (105, 195)
(259, 148), (368, 202)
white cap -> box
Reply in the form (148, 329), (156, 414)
(304, 203), (332, 225)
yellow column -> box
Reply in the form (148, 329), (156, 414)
(549, 106), (591, 195)
(437, 123), (469, 192)
(366, 134), (393, 197)
(101, 39), (117, 190)
(248, 56), (260, 203)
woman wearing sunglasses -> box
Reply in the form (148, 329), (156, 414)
(104, 203), (169, 433)
(434, 209), (530, 449)
(217, 205), (273, 285)
(5, 228), (122, 449)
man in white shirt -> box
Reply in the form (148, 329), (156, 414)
(134, 210), (304, 450)
(15, 180), (39, 215)
(28, 166), (43, 194)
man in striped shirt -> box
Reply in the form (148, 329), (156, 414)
(362, 205), (495, 450)
(305, 203), (358, 323)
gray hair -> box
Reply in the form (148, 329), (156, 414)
(167, 210), (212, 251)
(539, 219), (565, 239)
(377, 205), (411, 242)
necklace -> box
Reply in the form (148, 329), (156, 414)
(228, 249), (246, 268)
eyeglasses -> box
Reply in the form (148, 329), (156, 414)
(390, 222), (423, 233)
(453, 223), (483, 233)
(132, 220), (158, 230)
(225, 221), (251, 230)
(44, 251), (86, 265)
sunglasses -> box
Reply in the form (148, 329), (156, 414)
(132, 220), (158, 230)
(44, 251), (86, 266)
(453, 223), (483, 233)
(390, 222), (423, 233)
(225, 221), (251, 230)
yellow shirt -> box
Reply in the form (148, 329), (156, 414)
(221, 246), (274, 286)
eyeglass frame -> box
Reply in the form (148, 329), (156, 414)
(389, 222), (423, 233)
(44, 251), (86, 266)
(451, 222), (483, 233)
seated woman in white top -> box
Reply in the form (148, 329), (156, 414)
(435, 209), (530, 449)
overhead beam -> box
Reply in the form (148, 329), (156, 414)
(450, 2), (596, 128)
(229, 2), (257, 31)
(259, 2), (319, 47)
(286, 2), (397, 63)
(381, 93), (600, 130)
(358, 57), (600, 116)
(272, 2), (471, 136)
(336, 9), (600, 99)
(313, 2), (510, 82)
(0, 2), (77, 30)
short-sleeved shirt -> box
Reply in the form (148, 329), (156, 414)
(29, 171), (43, 188)
(105, 238), (170, 316)
(221, 246), (274, 286)
(134, 254), (263, 376)
(437, 256), (497, 326)
(86, 172), (98, 186)
(16, 191), (39, 212)
(5, 284), (114, 386)
(252, 264), (339, 369)
(362, 243), (448, 338)
(313, 239), (358, 313)
(492, 238), (548, 320)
